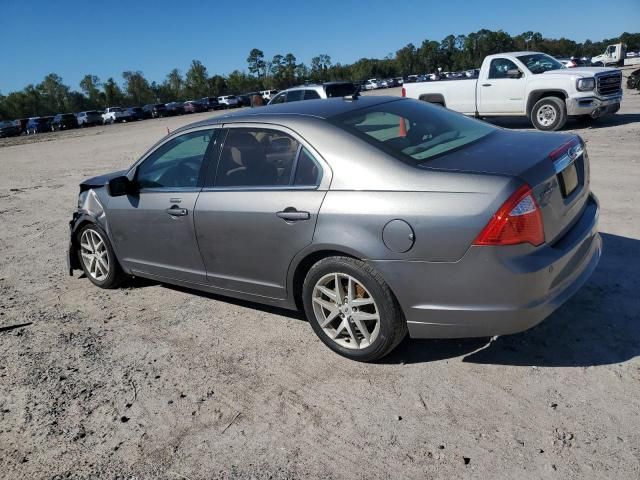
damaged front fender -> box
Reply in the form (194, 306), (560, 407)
(68, 188), (109, 275)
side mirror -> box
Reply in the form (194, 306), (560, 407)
(107, 175), (135, 197)
(507, 69), (523, 79)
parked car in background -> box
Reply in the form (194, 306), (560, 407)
(626, 68), (640, 89)
(464, 69), (480, 78)
(165, 102), (185, 115)
(103, 107), (130, 124)
(51, 113), (78, 131)
(234, 94), (251, 107)
(0, 120), (21, 137)
(67, 96), (601, 361)
(363, 79), (380, 90)
(558, 57), (578, 68)
(403, 51), (623, 131)
(217, 95), (239, 108)
(77, 111), (103, 127)
(394, 77), (404, 85)
(268, 82), (358, 105)
(183, 101), (207, 114)
(143, 103), (168, 118)
(260, 89), (278, 101)
(125, 107), (146, 121)
(26, 117), (52, 134)
(16, 118), (29, 134)
(199, 97), (222, 111)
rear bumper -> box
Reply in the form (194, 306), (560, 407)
(567, 94), (622, 117)
(370, 193), (601, 338)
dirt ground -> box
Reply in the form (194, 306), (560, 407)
(1, 72), (639, 479)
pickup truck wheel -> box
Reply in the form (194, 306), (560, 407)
(531, 97), (567, 131)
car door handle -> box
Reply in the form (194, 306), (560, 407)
(166, 206), (188, 216)
(276, 208), (310, 221)
(482, 83), (492, 87)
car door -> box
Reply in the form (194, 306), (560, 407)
(107, 127), (218, 283)
(478, 57), (527, 114)
(194, 125), (330, 299)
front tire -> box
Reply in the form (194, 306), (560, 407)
(302, 257), (407, 362)
(531, 97), (567, 131)
(76, 224), (125, 289)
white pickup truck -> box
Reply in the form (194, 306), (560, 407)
(102, 107), (129, 124)
(402, 52), (623, 131)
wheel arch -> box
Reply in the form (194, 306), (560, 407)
(526, 90), (568, 118)
(418, 93), (446, 107)
(287, 245), (405, 320)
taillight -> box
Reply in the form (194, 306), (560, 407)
(473, 184), (544, 247)
(548, 137), (580, 161)
(401, 87), (406, 97)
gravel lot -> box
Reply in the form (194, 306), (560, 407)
(1, 75), (639, 479)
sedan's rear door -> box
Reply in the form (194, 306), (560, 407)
(194, 125), (330, 299)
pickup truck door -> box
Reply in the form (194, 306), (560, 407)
(478, 57), (527, 114)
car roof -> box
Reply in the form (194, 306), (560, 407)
(181, 96), (402, 131)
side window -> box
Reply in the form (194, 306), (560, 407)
(294, 148), (322, 186)
(216, 128), (300, 187)
(270, 92), (286, 104)
(303, 89), (321, 100)
(488, 58), (519, 79)
(285, 90), (304, 103)
(136, 129), (215, 189)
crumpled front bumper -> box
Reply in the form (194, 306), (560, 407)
(567, 94), (622, 117)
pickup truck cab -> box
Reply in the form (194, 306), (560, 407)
(403, 51), (622, 131)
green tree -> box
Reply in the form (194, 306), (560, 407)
(79, 75), (103, 108)
(247, 48), (266, 77)
(38, 73), (70, 113)
(103, 77), (124, 106)
(184, 60), (209, 98)
(395, 43), (417, 76)
(122, 71), (154, 106)
(165, 68), (184, 100)
(310, 54), (332, 81)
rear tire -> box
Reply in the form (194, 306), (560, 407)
(531, 97), (567, 131)
(302, 256), (407, 362)
(76, 223), (126, 289)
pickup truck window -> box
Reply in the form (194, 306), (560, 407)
(489, 58), (519, 79)
(517, 53), (564, 74)
(331, 99), (495, 164)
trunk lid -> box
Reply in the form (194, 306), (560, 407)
(421, 129), (591, 244)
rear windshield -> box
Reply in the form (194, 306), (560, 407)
(330, 99), (495, 164)
(62, 114), (75, 119)
(517, 53), (564, 74)
(325, 83), (357, 97)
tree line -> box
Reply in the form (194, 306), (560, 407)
(1, 29), (638, 120)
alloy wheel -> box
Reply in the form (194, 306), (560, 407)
(312, 273), (380, 349)
(79, 229), (110, 281)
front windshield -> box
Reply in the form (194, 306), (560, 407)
(517, 53), (565, 74)
(330, 99), (496, 164)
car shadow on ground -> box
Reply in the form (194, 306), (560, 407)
(486, 113), (640, 131)
(383, 232), (640, 367)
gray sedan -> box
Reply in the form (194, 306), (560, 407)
(67, 96), (601, 361)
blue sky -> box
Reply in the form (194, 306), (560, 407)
(1, 0), (638, 93)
